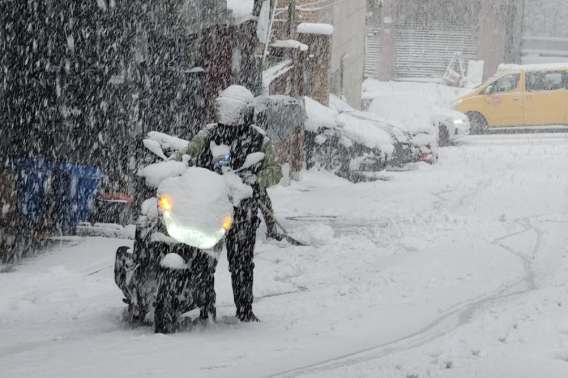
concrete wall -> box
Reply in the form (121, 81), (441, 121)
(317, 0), (367, 109)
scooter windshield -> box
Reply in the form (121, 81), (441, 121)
(157, 168), (234, 250)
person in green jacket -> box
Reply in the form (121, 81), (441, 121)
(180, 124), (282, 190)
(177, 85), (282, 322)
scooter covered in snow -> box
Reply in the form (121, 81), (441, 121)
(114, 133), (260, 333)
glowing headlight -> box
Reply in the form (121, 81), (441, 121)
(163, 212), (227, 250)
(452, 118), (465, 124)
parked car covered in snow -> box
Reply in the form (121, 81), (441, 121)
(330, 95), (437, 164)
(304, 97), (412, 182)
(369, 94), (469, 147)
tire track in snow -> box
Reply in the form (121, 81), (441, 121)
(263, 275), (531, 378)
(458, 177), (495, 208)
(263, 214), (543, 378)
(457, 218), (540, 325)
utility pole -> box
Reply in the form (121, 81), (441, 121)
(288, 0), (296, 39)
(261, 0), (278, 70)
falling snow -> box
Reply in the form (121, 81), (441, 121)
(2, 1), (568, 378)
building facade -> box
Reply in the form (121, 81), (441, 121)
(366, 0), (524, 82)
(273, 0), (367, 108)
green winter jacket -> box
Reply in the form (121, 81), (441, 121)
(175, 125), (282, 190)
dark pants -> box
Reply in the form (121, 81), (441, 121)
(259, 188), (278, 236)
(225, 198), (260, 314)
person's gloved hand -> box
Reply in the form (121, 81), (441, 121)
(237, 169), (258, 185)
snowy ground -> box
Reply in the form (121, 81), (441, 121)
(2, 133), (568, 377)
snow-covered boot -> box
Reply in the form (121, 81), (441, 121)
(236, 305), (260, 322)
(199, 306), (216, 321)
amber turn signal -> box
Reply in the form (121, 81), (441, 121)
(222, 215), (232, 231)
(160, 196), (173, 211)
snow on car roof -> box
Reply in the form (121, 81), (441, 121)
(329, 94), (356, 113)
(303, 96), (338, 132)
(498, 62), (568, 72)
(369, 94), (438, 135)
(336, 114), (394, 155)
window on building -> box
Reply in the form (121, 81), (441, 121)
(526, 71), (566, 92)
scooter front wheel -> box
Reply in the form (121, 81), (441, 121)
(154, 270), (184, 334)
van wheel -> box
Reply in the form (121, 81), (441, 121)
(467, 112), (488, 135)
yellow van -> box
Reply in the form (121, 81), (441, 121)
(452, 63), (568, 133)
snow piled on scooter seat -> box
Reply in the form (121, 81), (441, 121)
(157, 168), (233, 249)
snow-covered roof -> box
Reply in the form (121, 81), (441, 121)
(297, 23), (334, 36)
(271, 40), (309, 51)
(226, 0), (255, 20)
(262, 60), (294, 94)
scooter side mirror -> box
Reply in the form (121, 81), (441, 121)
(143, 139), (168, 161)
